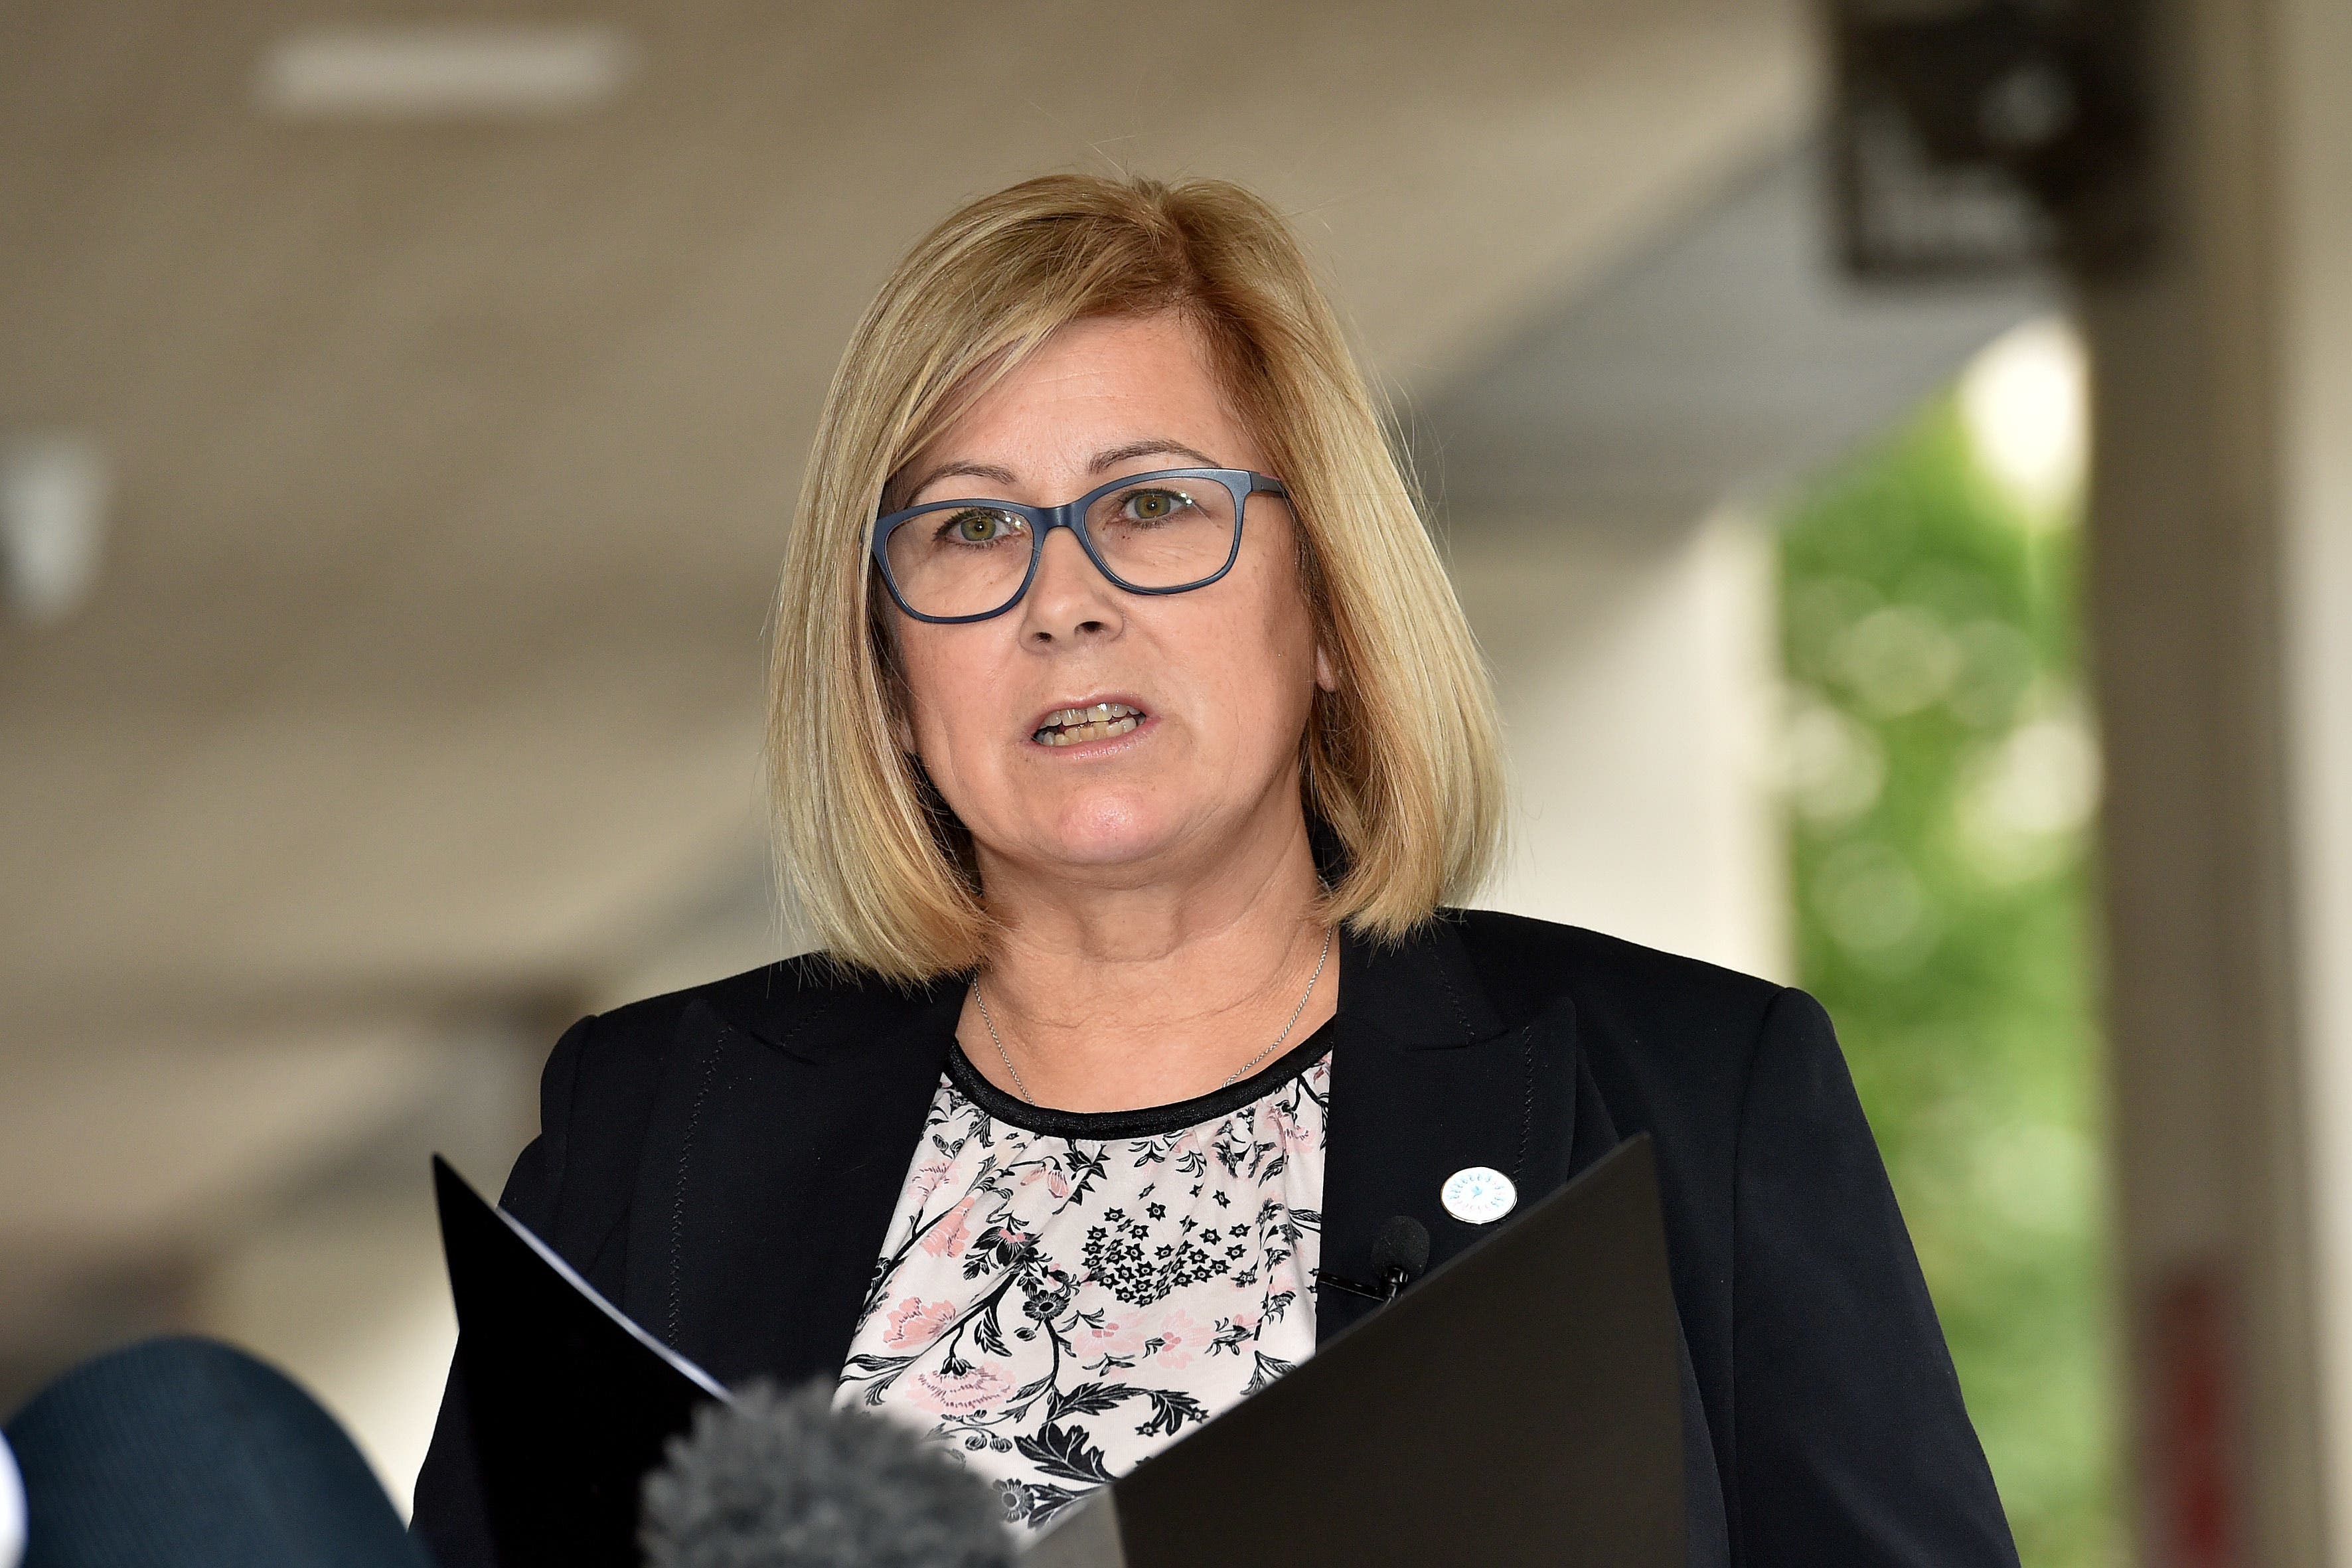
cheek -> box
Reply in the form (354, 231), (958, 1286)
(1244, 537), (1323, 698)
(1178, 579), (1321, 753)
(895, 629), (1001, 772)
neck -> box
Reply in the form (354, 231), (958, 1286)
(961, 803), (1337, 1113)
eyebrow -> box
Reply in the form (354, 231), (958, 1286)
(902, 439), (1225, 503)
(902, 458), (1020, 499)
(1086, 439), (1223, 474)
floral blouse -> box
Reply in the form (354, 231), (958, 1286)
(834, 1026), (1333, 1532)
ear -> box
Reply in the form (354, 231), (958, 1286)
(1314, 642), (1340, 693)
(892, 707), (917, 754)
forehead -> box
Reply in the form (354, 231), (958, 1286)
(915, 313), (1258, 476)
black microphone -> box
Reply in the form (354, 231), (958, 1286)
(1315, 1215), (1431, 1303)
(1372, 1215), (1432, 1296)
(639, 1378), (1011, 1568)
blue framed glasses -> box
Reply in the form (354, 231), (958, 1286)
(870, 467), (1289, 624)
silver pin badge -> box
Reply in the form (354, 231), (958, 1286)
(1441, 1166), (1518, 1225)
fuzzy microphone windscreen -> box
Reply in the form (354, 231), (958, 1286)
(639, 1379), (1011, 1568)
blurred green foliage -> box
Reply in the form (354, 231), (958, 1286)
(1776, 398), (2118, 1567)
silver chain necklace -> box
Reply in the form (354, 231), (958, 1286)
(969, 926), (1334, 1107)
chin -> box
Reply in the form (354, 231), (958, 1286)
(1036, 793), (1185, 869)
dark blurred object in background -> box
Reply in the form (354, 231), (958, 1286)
(1830, 0), (2154, 275)
(3, 1337), (426, 1568)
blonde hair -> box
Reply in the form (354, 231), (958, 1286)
(768, 173), (1504, 983)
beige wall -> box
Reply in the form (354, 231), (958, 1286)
(185, 1031), (540, 1517)
(194, 1200), (458, 1517)
(1451, 509), (1788, 982)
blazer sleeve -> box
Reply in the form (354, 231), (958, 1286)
(408, 1014), (591, 1568)
(1730, 987), (2020, 1567)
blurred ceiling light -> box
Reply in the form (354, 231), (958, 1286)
(1958, 315), (2087, 521)
(2, 434), (109, 626)
(256, 24), (636, 118)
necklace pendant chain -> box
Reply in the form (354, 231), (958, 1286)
(972, 984), (1034, 1104)
(1215, 925), (1334, 1088)
(971, 926), (1334, 1107)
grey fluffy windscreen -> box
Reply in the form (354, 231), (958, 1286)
(639, 1379), (1012, 1568)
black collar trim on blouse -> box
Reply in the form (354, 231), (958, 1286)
(942, 1017), (1337, 1141)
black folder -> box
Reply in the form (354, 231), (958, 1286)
(431, 1157), (721, 1568)
(434, 1135), (1684, 1567)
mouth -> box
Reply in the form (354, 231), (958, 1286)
(1032, 700), (1147, 747)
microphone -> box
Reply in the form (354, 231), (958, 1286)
(1315, 1215), (1432, 1303)
(1372, 1215), (1432, 1294)
(639, 1378), (1010, 1568)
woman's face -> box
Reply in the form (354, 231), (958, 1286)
(886, 313), (1332, 895)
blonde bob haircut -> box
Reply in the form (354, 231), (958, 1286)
(768, 173), (1504, 984)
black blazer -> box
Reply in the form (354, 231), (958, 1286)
(412, 910), (2018, 1568)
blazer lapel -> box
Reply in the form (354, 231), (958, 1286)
(621, 982), (960, 1388)
(1316, 919), (1589, 1344)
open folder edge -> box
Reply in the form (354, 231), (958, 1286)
(435, 1158), (730, 1404)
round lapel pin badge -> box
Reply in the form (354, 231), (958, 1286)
(1441, 1165), (1518, 1225)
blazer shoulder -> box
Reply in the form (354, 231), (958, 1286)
(1447, 908), (1793, 1111)
(520, 953), (947, 1257)
(584, 950), (949, 1063)
(549, 952), (943, 1156)
(1449, 909), (1784, 1028)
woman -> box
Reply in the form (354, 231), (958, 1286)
(413, 175), (2017, 1567)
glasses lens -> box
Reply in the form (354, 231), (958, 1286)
(1084, 476), (1239, 589)
(884, 505), (1033, 618)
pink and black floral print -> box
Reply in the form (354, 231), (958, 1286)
(835, 1035), (1331, 1531)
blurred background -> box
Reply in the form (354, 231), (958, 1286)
(4, 3), (2347, 1565)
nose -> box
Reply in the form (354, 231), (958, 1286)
(1016, 525), (1124, 648)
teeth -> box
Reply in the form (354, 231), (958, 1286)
(1039, 702), (1138, 728)
(1033, 704), (1144, 746)
(1038, 716), (1141, 746)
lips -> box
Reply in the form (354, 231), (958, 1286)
(1033, 701), (1146, 747)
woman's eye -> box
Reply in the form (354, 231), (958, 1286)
(943, 509), (1016, 544)
(1122, 489), (1190, 522)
